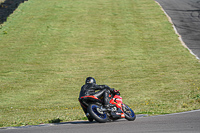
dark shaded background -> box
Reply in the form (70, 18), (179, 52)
(0, 0), (28, 24)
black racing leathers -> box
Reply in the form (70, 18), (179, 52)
(79, 83), (114, 113)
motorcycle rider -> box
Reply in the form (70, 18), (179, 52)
(79, 77), (118, 113)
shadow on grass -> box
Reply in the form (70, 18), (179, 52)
(48, 118), (63, 124)
(48, 118), (96, 125)
(54, 120), (96, 125)
(49, 114), (145, 125)
(0, 0), (28, 24)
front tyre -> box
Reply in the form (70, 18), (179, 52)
(122, 104), (136, 121)
(87, 104), (108, 123)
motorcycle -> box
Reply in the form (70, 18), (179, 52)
(78, 90), (136, 123)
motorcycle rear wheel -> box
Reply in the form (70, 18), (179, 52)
(87, 116), (93, 122)
(87, 104), (108, 123)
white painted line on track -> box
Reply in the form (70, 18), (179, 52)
(2, 110), (200, 130)
(149, 109), (200, 118)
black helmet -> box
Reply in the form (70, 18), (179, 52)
(85, 77), (96, 84)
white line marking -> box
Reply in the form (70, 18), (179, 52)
(149, 109), (200, 117)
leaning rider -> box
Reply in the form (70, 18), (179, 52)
(79, 77), (118, 113)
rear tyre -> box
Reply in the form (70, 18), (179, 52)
(122, 104), (136, 121)
(87, 104), (108, 123)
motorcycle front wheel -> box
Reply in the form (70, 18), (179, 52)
(87, 104), (108, 123)
(122, 104), (136, 121)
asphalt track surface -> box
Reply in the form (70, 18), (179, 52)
(156, 0), (200, 59)
(0, 110), (200, 133)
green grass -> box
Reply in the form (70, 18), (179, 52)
(0, 0), (200, 127)
(0, 0), (5, 3)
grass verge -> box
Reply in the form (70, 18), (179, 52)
(0, 0), (200, 127)
(0, 0), (5, 4)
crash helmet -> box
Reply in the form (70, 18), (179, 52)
(85, 77), (96, 84)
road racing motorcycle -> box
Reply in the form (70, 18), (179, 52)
(78, 90), (136, 123)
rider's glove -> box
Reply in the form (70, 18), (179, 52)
(115, 90), (120, 95)
(111, 88), (120, 95)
